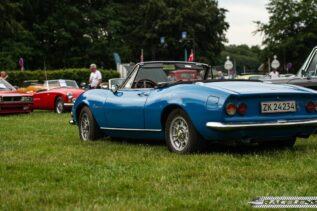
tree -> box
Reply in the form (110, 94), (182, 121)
(0, 1), (25, 69)
(256, 0), (317, 73)
(122, 0), (228, 63)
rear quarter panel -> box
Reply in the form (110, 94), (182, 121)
(144, 84), (231, 136)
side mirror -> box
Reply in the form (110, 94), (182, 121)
(110, 84), (118, 93)
(108, 78), (125, 90)
(80, 82), (86, 88)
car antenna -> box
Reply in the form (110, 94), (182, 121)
(43, 59), (48, 81)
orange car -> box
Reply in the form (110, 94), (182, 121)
(17, 80), (44, 93)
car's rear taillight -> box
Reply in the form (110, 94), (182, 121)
(237, 103), (247, 115)
(226, 103), (237, 116)
(306, 102), (315, 112)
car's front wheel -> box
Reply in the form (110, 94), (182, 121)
(165, 109), (205, 153)
(55, 97), (64, 114)
(79, 106), (102, 141)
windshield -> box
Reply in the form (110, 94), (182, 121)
(124, 62), (209, 89)
(298, 49), (317, 77)
(44, 80), (79, 90)
(0, 79), (15, 91)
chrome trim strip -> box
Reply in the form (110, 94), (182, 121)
(206, 119), (317, 131)
(64, 103), (74, 106)
(100, 127), (161, 132)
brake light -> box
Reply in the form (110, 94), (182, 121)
(306, 101), (315, 112)
(237, 103), (247, 115)
(226, 103), (237, 116)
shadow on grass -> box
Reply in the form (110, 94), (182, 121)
(99, 137), (306, 155)
(204, 143), (296, 155)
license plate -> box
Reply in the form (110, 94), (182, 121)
(261, 101), (296, 113)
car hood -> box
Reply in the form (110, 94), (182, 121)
(0, 90), (32, 96)
(200, 81), (315, 95)
(48, 88), (84, 97)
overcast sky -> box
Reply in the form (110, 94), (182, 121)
(218, 0), (269, 46)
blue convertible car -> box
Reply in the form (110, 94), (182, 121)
(71, 61), (317, 153)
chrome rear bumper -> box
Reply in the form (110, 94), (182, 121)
(64, 103), (74, 107)
(206, 119), (317, 131)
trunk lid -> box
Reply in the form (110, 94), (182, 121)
(202, 81), (315, 95)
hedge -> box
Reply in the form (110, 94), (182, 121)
(6, 69), (120, 86)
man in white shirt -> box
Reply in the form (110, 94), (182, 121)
(269, 69), (279, 79)
(89, 64), (102, 88)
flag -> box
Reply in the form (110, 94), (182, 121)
(188, 49), (194, 62)
(140, 49), (144, 62)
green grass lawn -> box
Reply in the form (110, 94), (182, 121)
(1, 111), (317, 210)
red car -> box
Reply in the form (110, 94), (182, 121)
(32, 79), (84, 113)
(0, 79), (33, 114)
(168, 69), (199, 81)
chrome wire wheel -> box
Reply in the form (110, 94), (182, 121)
(169, 116), (190, 151)
(80, 113), (90, 141)
(55, 97), (64, 114)
(56, 101), (63, 113)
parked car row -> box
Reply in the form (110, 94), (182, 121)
(0, 79), (84, 115)
(3, 47), (317, 154)
(70, 57), (317, 153)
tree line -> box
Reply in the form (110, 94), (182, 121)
(1, 0), (316, 73)
(0, 0), (228, 70)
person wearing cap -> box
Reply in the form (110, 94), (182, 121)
(89, 64), (102, 88)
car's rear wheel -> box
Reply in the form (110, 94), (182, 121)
(258, 138), (296, 149)
(79, 106), (102, 141)
(165, 109), (205, 153)
(55, 97), (64, 114)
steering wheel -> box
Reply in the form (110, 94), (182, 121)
(135, 79), (157, 88)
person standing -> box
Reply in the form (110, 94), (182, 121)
(89, 64), (102, 88)
(269, 69), (279, 79)
(0, 71), (8, 80)
(19, 57), (24, 71)
(217, 70), (224, 80)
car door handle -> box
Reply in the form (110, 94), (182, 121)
(138, 92), (149, 97)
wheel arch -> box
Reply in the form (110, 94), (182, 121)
(54, 95), (63, 103)
(75, 102), (89, 123)
(161, 104), (187, 130)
